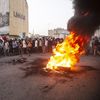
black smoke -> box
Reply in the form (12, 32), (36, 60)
(67, 0), (100, 36)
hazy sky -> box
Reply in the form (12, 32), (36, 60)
(27, 0), (74, 35)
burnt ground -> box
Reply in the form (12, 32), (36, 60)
(0, 53), (100, 100)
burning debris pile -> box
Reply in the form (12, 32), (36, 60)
(46, 32), (88, 71)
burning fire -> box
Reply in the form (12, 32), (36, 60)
(46, 32), (88, 70)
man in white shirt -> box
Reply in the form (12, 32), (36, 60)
(34, 39), (38, 53)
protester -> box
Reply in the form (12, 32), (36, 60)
(18, 39), (23, 56)
(42, 37), (46, 53)
(34, 39), (39, 53)
(12, 39), (18, 55)
(22, 39), (27, 54)
(45, 38), (48, 53)
(92, 37), (100, 56)
(38, 38), (42, 53)
(27, 39), (32, 56)
(4, 40), (9, 56)
(0, 39), (4, 56)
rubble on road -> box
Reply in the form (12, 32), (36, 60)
(12, 57), (27, 64)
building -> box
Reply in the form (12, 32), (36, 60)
(48, 28), (69, 38)
(0, 0), (28, 38)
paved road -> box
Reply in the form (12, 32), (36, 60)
(0, 54), (100, 100)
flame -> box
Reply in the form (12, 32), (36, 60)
(46, 32), (88, 70)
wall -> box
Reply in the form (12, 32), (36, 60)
(9, 0), (28, 36)
(0, 0), (9, 34)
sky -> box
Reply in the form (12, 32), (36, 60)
(27, 0), (74, 35)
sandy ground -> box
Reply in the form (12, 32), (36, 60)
(0, 53), (100, 100)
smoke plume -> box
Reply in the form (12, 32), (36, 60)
(68, 0), (100, 36)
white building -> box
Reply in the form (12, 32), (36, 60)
(48, 28), (69, 38)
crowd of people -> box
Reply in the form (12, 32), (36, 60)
(0, 37), (64, 57)
(89, 36), (100, 56)
(0, 36), (100, 57)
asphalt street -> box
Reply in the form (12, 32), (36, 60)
(0, 54), (100, 100)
